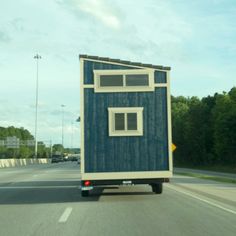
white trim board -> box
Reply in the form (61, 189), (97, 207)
(80, 58), (85, 174)
(94, 68), (154, 93)
(166, 70), (173, 172)
(82, 171), (173, 180)
(83, 83), (167, 89)
(108, 107), (143, 136)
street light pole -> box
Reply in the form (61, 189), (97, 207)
(50, 140), (53, 158)
(61, 104), (65, 148)
(34, 54), (41, 158)
(71, 121), (74, 150)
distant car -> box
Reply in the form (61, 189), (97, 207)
(63, 155), (69, 161)
(70, 156), (78, 162)
(51, 154), (64, 163)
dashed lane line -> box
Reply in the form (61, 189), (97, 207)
(58, 207), (73, 223)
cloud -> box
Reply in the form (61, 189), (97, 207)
(10, 18), (25, 32)
(0, 31), (10, 43)
(57, 0), (122, 30)
(76, 0), (121, 29)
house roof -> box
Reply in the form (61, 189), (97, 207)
(79, 54), (171, 71)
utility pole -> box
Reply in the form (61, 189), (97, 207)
(61, 104), (65, 148)
(50, 140), (53, 158)
(71, 121), (74, 150)
(34, 54), (41, 158)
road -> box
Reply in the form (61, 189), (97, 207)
(0, 162), (235, 236)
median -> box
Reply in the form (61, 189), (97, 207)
(0, 158), (51, 168)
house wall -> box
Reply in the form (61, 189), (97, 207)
(83, 60), (169, 173)
(84, 60), (137, 84)
(154, 71), (166, 83)
(83, 60), (167, 84)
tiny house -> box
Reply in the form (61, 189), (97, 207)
(80, 55), (172, 196)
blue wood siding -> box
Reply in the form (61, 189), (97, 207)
(84, 88), (169, 173)
(155, 71), (166, 83)
(84, 61), (138, 84)
(84, 60), (167, 84)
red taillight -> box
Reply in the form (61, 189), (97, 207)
(84, 180), (91, 186)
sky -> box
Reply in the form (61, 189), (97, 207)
(0, 0), (236, 148)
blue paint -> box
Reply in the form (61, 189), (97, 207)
(83, 60), (169, 173)
(84, 61), (138, 84)
(155, 71), (166, 83)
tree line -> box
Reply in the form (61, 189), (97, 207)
(0, 126), (51, 158)
(1, 87), (235, 165)
(0, 127), (77, 159)
(172, 87), (236, 167)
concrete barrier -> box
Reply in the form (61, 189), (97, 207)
(0, 158), (51, 168)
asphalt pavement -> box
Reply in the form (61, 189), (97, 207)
(0, 162), (235, 236)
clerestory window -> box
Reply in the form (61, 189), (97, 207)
(94, 69), (154, 92)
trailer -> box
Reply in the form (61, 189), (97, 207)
(80, 55), (172, 196)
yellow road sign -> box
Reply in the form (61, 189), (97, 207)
(172, 143), (177, 152)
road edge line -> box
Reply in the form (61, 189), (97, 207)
(166, 185), (236, 215)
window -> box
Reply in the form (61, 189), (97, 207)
(94, 69), (154, 92)
(127, 113), (137, 130)
(100, 75), (123, 86)
(108, 107), (143, 136)
(126, 74), (149, 86)
(115, 113), (125, 130)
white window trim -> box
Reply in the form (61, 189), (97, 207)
(108, 107), (144, 136)
(94, 69), (154, 93)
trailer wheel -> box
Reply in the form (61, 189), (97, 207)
(151, 183), (163, 194)
(81, 190), (89, 197)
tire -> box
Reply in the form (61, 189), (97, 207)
(151, 183), (163, 194)
(81, 190), (89, 197)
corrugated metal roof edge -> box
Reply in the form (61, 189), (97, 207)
(79, 54), (171, 71)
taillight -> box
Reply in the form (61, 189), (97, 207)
(84, 180), (91, 186)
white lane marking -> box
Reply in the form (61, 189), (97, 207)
(166, 185), (236, 215)
(58, 207), (73, 223)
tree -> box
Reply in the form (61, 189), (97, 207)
(19, 146), (33, 159)
(52, 144), (64, 153)
(172, 87), (236, 168)
(0, 126), (49, 159)
(171, 96), (190, 165)
(213, 88), (236, 165)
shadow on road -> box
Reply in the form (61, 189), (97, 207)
(0, 181), (154, 204)
(0, 180), (102, 204)
(100, 192), (154, 196)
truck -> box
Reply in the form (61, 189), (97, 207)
(80, 55), (173, 196)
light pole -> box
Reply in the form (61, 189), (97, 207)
(61, 104), (65, 148)
(70, 121), (73, 150)
(34, 54), (41, 158)
(50, 140), (53, 158)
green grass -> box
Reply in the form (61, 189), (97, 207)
(175, 172), (236, 184)
(174, 164), (236, 174)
